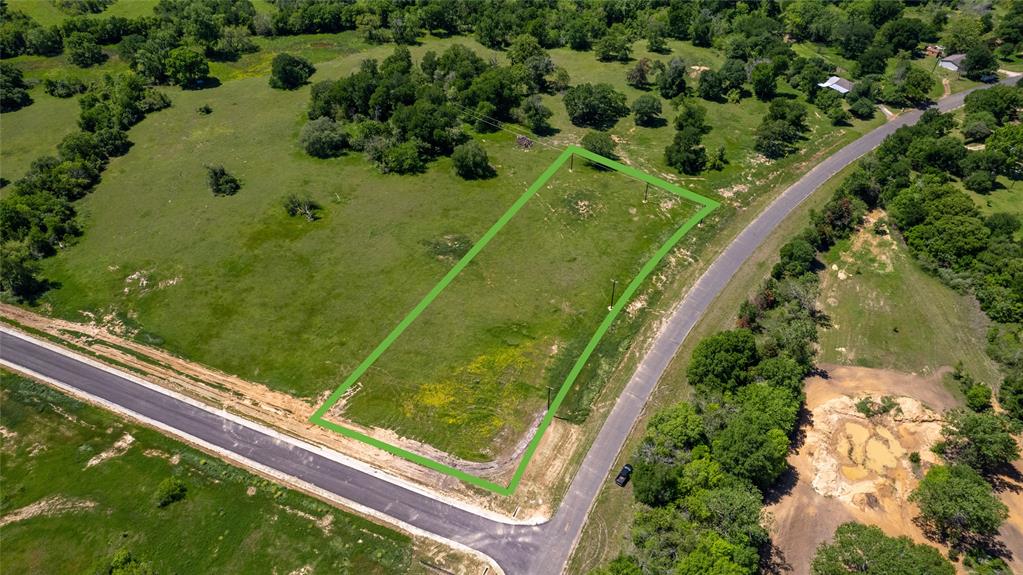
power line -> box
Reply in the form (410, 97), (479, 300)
(448, 101), (564, 151)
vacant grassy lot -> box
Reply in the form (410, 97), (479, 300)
(0, 371), (415, 574)
(3, 28), (881, 459)
(817, 219), (1001, 385)
(0, 90), (80, 184)
(329, 160), (699, 460)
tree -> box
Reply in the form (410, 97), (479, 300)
(632, 95), (662, 127)
(963, 44), (997, 81)
(300, 117), (348, 158)
(674, 100), (710, 134)
(849, 97), (875, 120)
(165, 47), (208, 88)
(595, 26), (631, 62)
(665, 127), (706, 175)
(750, 62), (776, 101)
(0, 240), (44, 301)
(657, 58), (687, 99)
(686, 329), (759, 392)
(563, 83), (629, 129)
(1000, 374), (1023, 423)
(711, 414), (790, 489)
(206, 165), (241, 196)
(698, 70), (726, 101)
(909, 464), (1008, 548)
(516, 95), (552, 135)
(65, 31), (106, 67)
(986, 124), (1023, 179)
(626, 58), (653, 88)
(755, 120), (797, 158)
(25, 25), (63, 56)
(155, 477), (187, 507)
(581, 130), (616, 160)
(451, 140), (493, 179)
(270, 53), (315, 89)
(811, 522), (954, 575)
(937, 410), (1020, 474)
(0, 63), (32, 112)
(674, 531), (757, 575)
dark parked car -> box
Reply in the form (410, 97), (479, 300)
(614, 463), (633, 487)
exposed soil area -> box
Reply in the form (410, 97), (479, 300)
(0, 496), (97, 528)
(768, 365), (1023, 574)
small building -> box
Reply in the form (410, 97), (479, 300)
(939, 54), (967, 72)
(817, 75), (854, 95)
(925, 44), (944, 58)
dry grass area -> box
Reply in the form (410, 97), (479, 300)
(767, 365), (1023, 575)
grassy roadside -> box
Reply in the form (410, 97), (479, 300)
(565, 160), (860, 574)
(0, 370), (430, 574)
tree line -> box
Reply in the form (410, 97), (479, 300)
(589, 95), (1023, 574)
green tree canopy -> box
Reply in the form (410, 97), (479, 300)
(687, 329), (759, 392)
(937, 409), (1020, 474)
(811, 522), (954, 575)
(909, 464), (1008, 548)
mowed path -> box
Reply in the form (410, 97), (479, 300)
(0, 79), (1012, 575)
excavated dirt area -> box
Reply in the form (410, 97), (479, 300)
(768, 365), (1023, 575)
(0, 303), (579, 520)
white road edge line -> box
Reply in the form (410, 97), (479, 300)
(0, 326), (539, 527)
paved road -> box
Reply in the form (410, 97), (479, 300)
(0, 80), (1009, 574)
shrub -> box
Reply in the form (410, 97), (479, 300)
(300, 117), (348, 158)
(451, 140), (493, 179)
(206, 165), (241, 196)
(0, 63), (32, 112)
(155, 477), (186, 508)
(270, 53), (316, 89)
(42, 77), (87, 98)
(283, 194), (321, 221)
(580, 130), (616, 160)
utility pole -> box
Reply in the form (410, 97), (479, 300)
(608, 279), (618, 310)
(643, 182), (650, 204)
(547, 386), (553, 410)
(569, 153), (574, 172)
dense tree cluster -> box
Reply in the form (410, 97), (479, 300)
(0, 73), (169, 301)
(755, 99), (810, 159)
(0, 62), (31, 112)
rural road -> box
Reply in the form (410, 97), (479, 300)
(0, 79), (1011, 575)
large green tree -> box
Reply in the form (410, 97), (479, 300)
(937, 410), (1020, 474)
(909, 464), (1008, 548)
(811, 523), (954, 575)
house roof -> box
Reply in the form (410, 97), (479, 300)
(818, 75), (854, 93)
(941, 53), (967, 64)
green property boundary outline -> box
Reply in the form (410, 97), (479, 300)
(309, 145), (719, 496)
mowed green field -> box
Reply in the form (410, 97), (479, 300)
(2, 29), (883, 459)
(331, 162), (698, 460)
(0, 371), (415, 574)
(817, 224), (1002, 385)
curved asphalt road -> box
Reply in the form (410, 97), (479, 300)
(0, 80), (1009, 575)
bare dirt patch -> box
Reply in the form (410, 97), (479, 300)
(767, 365), (962, 575)
(85, 432), (135, 468)
(0, 496), (97, 528)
